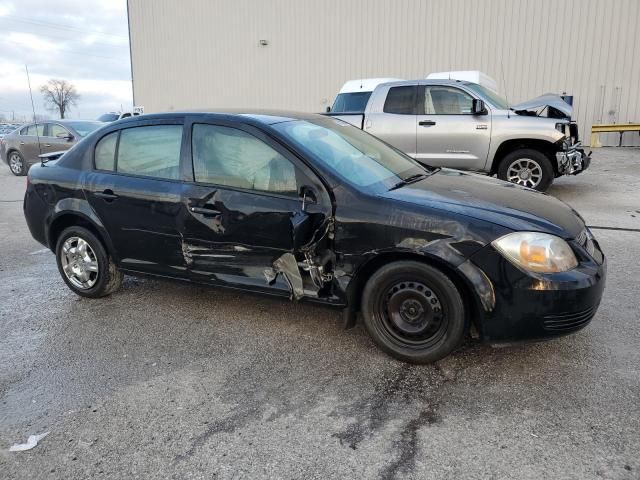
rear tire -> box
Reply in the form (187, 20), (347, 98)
(8, 151), (26, 176)
(55, 226), (123, 298)
(497, 149), (554, 191)
(361, 261), (466, 363)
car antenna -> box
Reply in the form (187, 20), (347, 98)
(500, 62), (510, 119)
(25, 64), (44, 165)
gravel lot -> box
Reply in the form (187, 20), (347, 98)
(1, 148), (639, 479)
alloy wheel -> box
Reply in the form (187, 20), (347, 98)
(60, 236), (99, 289)
(9, 153), (23, 175)
(506, 158), (543, 189)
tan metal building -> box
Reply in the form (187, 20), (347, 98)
(127, 0), (640, 146)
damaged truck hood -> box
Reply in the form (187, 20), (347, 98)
(382, 169), (584, 238)
(511, 94), (573, 118)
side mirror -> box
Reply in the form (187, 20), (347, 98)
(325, 106), (331, 113)
(472, 99), (487, 115)
(56, 132), (74, 141)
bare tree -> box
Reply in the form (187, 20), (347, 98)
(40, 79), (79, 119)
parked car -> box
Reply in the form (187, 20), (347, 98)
(327, 77), (590, 191)
(23, 111), (606, 363)
(0, 120), (104, 175)
(0, 124), (20, 137)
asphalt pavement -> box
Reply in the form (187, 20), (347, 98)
(1, 148), (639, 479)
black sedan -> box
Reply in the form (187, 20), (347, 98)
(23, 111), (606, 363)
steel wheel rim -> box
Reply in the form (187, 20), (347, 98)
(60, 236), (99, 289)
(506, 158), (543, 188)
(378, 281), (448, 348)
(9, 154), (22, 174)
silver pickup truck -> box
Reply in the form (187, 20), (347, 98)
(327, 79), (590, 191)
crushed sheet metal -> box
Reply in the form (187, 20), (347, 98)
(9, 432), (49, 452)
(263, 268), (278, 284)
(457, 260), (496, 312)
(272, 253), (305, 300)
(299, 217), (334, 253)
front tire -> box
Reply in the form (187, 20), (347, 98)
(497, 149), (554, 191)
(55, 226), (123, 298)
(361, 261), (466, 363)
(8, 151), (26, 176)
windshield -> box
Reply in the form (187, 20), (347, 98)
(97, 113), (119, 122)
(463, 83), (510, 109)
(273, 118), (427, 192)
(66, 121), (104, 137)
(331, 92), (372, 113)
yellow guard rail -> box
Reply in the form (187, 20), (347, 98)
(590, 123), (640, 147)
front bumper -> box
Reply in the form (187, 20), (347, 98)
(557, 143), (591, 176)
(468, 231), (606, 343)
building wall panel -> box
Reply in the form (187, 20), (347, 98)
(128, 0), (640, 146)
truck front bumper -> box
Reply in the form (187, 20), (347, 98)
(557, 143), (591, 176)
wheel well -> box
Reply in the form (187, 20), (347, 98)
(48, 214), (107, 253)
(346, 251), (481, 331)
(491, 139), (558, 175)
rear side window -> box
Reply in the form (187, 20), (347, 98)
(24, 124), (45, 136)
(117, 125), (182, 180)
(383, 86), (416, 115)
(95, 132), (118, 171)
(192, 124), (297, 195)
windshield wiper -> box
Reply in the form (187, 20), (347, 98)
(388, 173), (428, 191)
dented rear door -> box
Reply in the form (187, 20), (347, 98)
(181, 118), (332, 297)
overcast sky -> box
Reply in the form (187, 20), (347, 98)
(0, 0), (132, 122)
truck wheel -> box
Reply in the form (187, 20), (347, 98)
(498, 149), (554, 191)
(55, 226), (123, 298)
(361, 261), (466, 364)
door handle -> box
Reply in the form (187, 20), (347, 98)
(190, 206), (221, 216)
(19, 142), (25, 145)
(419, 120), (437, 126)
(95, 189), (118, 202)
(43, 144), (51, 147)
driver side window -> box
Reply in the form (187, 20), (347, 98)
(424, 86), (474, 115)
(191, 124), (298, 195)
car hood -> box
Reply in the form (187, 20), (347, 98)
(512, 94), (572, 119)
(382, 169), (585, 239)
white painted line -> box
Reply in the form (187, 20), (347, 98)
(29, 248), (51, 255)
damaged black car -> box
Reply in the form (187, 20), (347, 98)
(23, 111), (606, 363)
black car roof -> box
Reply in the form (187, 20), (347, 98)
(116, 110), (324, 126)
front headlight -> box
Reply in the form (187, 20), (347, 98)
(492, 232), (578, 273)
